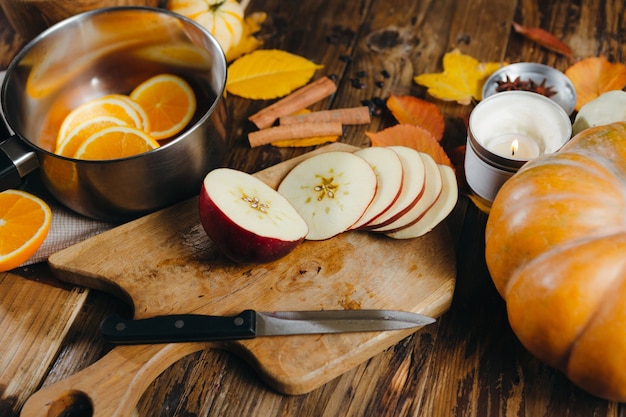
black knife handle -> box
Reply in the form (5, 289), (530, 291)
(101, 310), (257, 344)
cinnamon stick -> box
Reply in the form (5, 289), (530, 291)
(248, 77), (337, 129)
(248, 122), (343, 148)
(280, 106), (371, 125)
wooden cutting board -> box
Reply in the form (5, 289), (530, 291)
(22, 143), (456, 417)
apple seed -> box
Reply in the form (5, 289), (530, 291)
(314, 176), (338, 200)
(242, 195), (270, 213)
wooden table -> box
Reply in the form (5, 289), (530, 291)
(1, 0), (624, 415)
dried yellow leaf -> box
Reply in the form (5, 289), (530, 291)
(226, 49), (324, 99)
(271, 135), (339, 147)
(414, 49), (506, 105)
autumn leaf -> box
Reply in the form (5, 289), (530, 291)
(226, 49), (323, 99)
(386, 94), (445, 141)
(225, 12), (267, 62)
(413, 49), (506, 105)
(366, 124), (453, 168)
(565, 56), (626, 111)
(512, 22), (573, 60)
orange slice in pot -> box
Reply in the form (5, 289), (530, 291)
(134, 43), (213, 70)
(55, 115), (129, 157)
(57, 95), (146, 142)
(0, 190), (52, 272)
(103, 94), (151, 133)
(130, 73), (196, 140)
(74, 125), (160, 160)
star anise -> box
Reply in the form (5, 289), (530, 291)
(495, 76), (526, 91)
(495, 76), (557, 98)
(528, 78), (558, 98)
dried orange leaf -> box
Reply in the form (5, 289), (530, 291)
(366, 124), (453, 168)
(414, 49), (506, 105)
(512, 22), (573, 59)
(565, 56), (626, 111)
(226, 49), (323, 99)
(386, 94), (445, 141)
(225, 11), (267, 63)
(271, 135), (339, 147)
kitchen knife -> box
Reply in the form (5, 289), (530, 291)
(101, 309), (436, 344)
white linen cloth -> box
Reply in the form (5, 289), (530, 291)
(21, 181), (115, 266)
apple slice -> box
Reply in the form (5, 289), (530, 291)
(370, 152), (442, 233)
(359, 146), (425, 230)
(350, 147), (404, 229)
(198, 168), (308, 263)
(386, 164), (458, 239)
(277, 151), (377, 240)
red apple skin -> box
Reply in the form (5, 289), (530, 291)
(198, 185), (305, 264)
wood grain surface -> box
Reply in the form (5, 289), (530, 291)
(0, 266), (87, 417)
(2, 0), (626, 416)
(24, 143), (455, 417)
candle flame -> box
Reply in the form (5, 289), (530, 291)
(511, 139), (519, 156)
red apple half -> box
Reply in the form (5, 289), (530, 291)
(350, 147), (404, 229)
(386, 164), (458, 239)
(199, 168), (309, 263)
(277, 151), (377, 240)
(360, 146), (425, 230)
(370, 151), (442, 233)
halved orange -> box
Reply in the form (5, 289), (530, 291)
(55, 115), (129, 157)
(0, 190), (52, 272)
(74, 125), (160, 160)
(130, 73), (196, 140)
(57, 95), (146, 142)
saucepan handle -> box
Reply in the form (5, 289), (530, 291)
(0, 135), (39, 191)
(20, 342), (208, 417)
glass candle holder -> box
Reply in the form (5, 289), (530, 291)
(464, 91), (572, 203)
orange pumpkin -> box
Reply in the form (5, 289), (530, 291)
(485, 121), (626, 402)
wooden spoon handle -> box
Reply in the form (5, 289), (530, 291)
(20, 342), (207, 417)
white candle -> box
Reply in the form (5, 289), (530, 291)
(464, 91), (572, 203)
(486, 133), (540, 160)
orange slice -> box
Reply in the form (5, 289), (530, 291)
(74, 125), (160, 160)
(130, 73), (196, 140)
(0, 190), (52, 272)
(135, 43), (213, 70)
(107, 94), (151, 133)
(57, 95), (146, 142)
(55, 115), (129, 157)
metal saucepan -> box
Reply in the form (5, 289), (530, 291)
(0, 6), (228, 222)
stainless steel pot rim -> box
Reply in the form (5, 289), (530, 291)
(1, 5), (228, 164)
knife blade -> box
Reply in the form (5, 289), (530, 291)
(100, 309), (436, 344)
